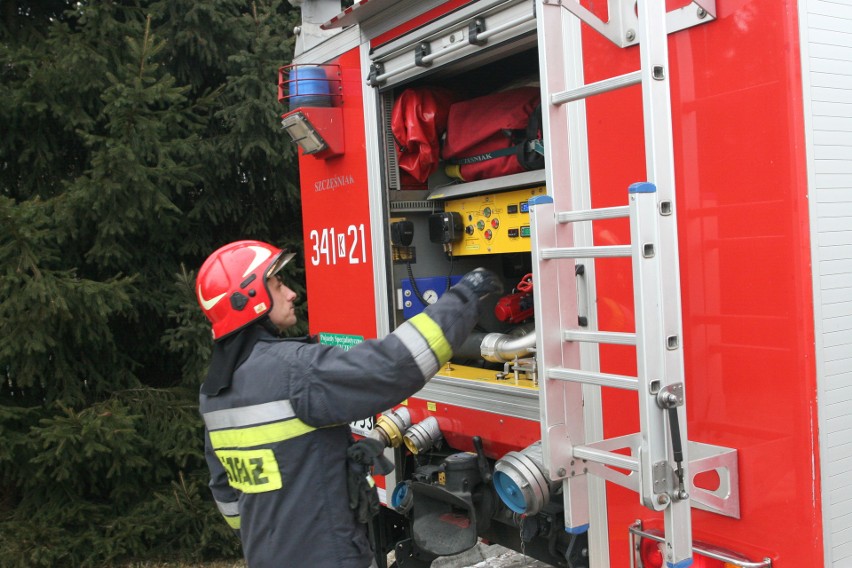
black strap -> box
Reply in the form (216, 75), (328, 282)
(521, 104), (545, 170)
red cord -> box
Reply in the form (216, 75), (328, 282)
(516, 273), (533, 292)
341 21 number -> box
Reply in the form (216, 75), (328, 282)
(309, 224), (367, 266)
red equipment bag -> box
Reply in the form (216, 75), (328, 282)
(441, 87), (544, 182)
(391, 87), (459, 183)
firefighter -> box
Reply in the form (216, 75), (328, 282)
(195, 240), (502, 568)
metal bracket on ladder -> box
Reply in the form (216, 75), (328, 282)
(574, 435), (739, 519)
(544, 0), (717, 48)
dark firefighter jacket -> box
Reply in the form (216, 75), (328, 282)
(199, 282), (483, 568)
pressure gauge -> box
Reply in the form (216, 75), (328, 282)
(422, 289), (439, 304)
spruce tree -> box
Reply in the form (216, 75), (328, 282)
(0, 1), (302, 565)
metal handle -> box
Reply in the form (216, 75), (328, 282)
(472, 436), (492, 484)
(575, 264), (588, 327)
(629, 522), (773, 568)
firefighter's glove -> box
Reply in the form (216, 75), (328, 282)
(347, 467), (380, 524)
(458, 268), (504, 300)
(346, 438), (394, 524)
(347, 437), (394, 475)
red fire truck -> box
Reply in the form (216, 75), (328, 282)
(278, 1), (851, 567)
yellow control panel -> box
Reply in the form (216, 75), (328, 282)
(445, 186), (547, 256)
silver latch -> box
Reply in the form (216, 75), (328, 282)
(656, 382), (684, 409)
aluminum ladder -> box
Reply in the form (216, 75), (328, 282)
(529, 1), (713, 567)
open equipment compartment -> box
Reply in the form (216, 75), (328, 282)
(375, 24), (545, 381)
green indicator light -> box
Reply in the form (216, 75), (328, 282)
(520, 225), (531, 238)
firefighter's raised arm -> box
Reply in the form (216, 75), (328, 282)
(285, 267), (503, 426)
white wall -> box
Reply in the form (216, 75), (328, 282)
(800, 1), (852, 566)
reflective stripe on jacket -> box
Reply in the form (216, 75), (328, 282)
(200, 283), (481, 568)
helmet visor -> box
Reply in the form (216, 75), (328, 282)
(266, 251), (296, 281)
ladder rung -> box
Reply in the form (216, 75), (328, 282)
(556, 205), (630, 223)
(551, 70), (642, 106)
(574, 444), (639, 471)
(541, 245), (631, 259)
(563, 330), (636, 346)
(548, 367), (639, 390)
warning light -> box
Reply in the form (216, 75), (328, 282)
(638, 537), (732, 568)
(639, 538), (664, 568)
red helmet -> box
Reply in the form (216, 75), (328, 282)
(196, 240), (294, 340)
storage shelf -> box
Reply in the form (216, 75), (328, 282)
(426, 169), (546, 201)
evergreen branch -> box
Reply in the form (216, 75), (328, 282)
(140, 15), (152, 78)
